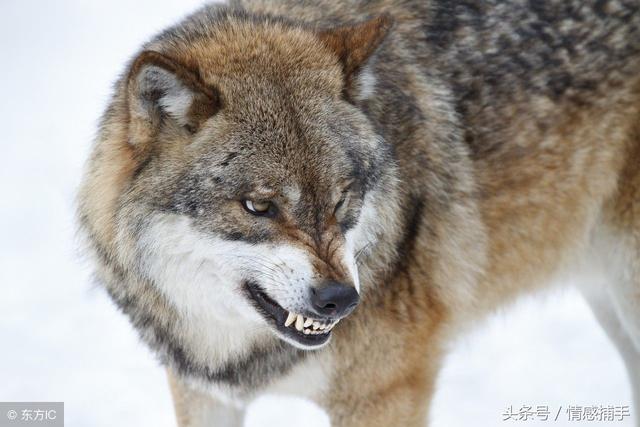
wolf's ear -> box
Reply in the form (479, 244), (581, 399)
(318, 14), (393, 103)
(125, 51), (220, 145)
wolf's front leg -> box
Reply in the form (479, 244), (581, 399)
(325, 380), (433, 427)
(167, 369), (245, 427)
(319, 313), (444, 427)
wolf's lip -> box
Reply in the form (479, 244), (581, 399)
(243, 281), (334, 347)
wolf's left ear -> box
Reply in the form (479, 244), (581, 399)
(125, 51), (220, 145)
(318, 14), (393, 103)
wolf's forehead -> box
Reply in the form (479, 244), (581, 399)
(221, 120), (351, 174)
(216, 125), (364, 196)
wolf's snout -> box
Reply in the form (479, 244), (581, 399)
(310, 281), (359, 318)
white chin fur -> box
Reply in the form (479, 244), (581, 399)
(136, 214), (324, 359)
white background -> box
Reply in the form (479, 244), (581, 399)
(0, 1), (633, 426)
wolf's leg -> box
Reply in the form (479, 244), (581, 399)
(584, 141), (640, 425)
(587, 125), (640, 426)
(320, 312), (443, 427)
(582, 283), (640, 426)
(607, 264), (640, 353)
(602, 231), (640, 426)
(325, 380), (432, 427)
(167, 369), (244, 427)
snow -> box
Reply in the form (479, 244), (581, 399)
(0, 0), (632, 426)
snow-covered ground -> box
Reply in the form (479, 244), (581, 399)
(0, 1), (633, 426)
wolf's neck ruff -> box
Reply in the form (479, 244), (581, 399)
(164, 332), (307, 390)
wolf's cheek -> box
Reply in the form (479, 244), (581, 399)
(134, 213), (320, 321)
(135, 214), (266, 325)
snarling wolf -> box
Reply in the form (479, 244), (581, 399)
(77, 0), (640, 425)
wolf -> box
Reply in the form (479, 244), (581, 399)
(77, 0), (640, 425)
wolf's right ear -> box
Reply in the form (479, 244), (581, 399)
(125, 51), (220, 145)
(318, 15), (393, 103)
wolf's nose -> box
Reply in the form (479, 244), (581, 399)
(310, 281), (359, 318)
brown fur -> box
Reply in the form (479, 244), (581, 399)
(78, 1), (640, 425)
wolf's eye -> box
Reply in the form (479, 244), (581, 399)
(241, 200), (274, 216)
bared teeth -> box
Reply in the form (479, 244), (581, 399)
(282, 311), (339, 336)
(284, 312), (297, 327)
(295, 314), (304, 331)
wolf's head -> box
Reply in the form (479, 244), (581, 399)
(80, 9), (400, 358)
